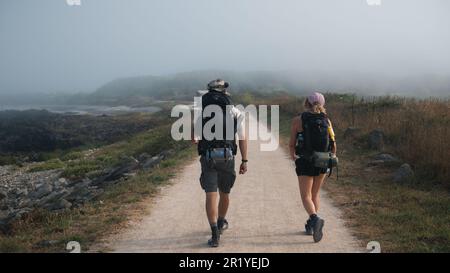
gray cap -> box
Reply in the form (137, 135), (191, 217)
(207, 79), (229, 92)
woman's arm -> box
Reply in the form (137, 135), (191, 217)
(289, 116), (301, 161)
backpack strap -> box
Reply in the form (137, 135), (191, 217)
(300, 112), (313, 157)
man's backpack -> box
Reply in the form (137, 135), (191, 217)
(198, 91), (237, 156)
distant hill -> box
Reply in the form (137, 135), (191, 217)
(1, 70), (449, 106)
(87, 70), (450, 104)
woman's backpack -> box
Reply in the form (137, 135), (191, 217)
(296, 112), (339, 179)
(296, 112), (330, 158)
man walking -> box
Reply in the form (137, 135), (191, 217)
(192, 79), (248, 247)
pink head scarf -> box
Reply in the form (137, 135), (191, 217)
(307, 92), (325, 106)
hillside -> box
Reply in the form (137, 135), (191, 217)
(77, 71), (450, 105)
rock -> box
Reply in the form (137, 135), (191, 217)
(66, 187), (90, 203)
(56, 178), (68, 187)
(0, 190), (6, 200)
(9, 208), (32, 221)
(142, 156), (162, 170)
(368, 129), (385, 150)
(68, 178), (92, 188)
(393, 163), (415, 183)
(374, 153), (397, 162)
(12, 188), (28, 197)
(28, 183), (53, 199)
(18, 198), (33, 209)
(343, 127), (361, 140)
(34, 240), (60, 248)
(0, 219), (11, 235)
(36, 189), (70, 207)
(102, 159), (140, 182)
(368, 153), (401, 167)
(137, 153), (151, 162)
(367, 160), (386, 167)
(0, 209), (9, 219)
(44, 199), (72, 211)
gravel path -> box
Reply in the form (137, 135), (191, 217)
(106, 121), (362, 253)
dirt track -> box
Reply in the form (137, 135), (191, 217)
(106, 120), (362, 253)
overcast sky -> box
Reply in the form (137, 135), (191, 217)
(1, 0), (450, 94)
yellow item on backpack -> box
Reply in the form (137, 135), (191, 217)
(328, 122), (336, 142)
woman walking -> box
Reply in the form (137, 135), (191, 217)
(289, 92), (336, 243)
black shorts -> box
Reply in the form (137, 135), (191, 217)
(295, 157), (327, 177)
(199, 156), (236, 193)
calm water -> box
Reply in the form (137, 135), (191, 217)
(0, 105), (161, 115)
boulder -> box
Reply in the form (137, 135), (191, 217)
(34, 240), (61, 248)
(0, 209), (9, 220)
(0, 190), (7, 200)
(102, 158), (140, 182)
(368, 129), (385, 150)
(8, 208), (32, 221)
(0, 219), (11, 235)
(36, 189), (71, 207)
(44, 199), (72, 211)
(142, 156), (162, 170)
(28, 183), (53, 200)
(137, 153), (151, 162)
(393, 163), (415, 183)
(374, 153), (397, 162)
(368, 153), (401, 167)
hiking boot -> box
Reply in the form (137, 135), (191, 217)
(208, 234), (220, 247)
(311, 216), (325, 243)
(218, 218), (229, 234)
(305, 219), (313, 235)
(208, 226), (220, 247)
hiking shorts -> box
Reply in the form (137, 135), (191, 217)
(295, 157), (327, 177)
(199, 155), (236, 193)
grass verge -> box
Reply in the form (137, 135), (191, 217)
(276, 101), (450, 252)
(0, 124), (196, 253)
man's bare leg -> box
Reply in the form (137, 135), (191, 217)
(206, 191), (220, 247)
(218, 191), (229, 218)
(206, 192), (219, 224)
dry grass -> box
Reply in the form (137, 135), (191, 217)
(253, 92), (450, 188)
(259, 91), (450, 252)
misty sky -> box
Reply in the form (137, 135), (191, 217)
(1, 0), (450, 94)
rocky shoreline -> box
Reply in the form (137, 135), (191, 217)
(0, 150), (173, 234)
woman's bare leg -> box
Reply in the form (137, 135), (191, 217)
(312, 173), (326, 212)
(298, 176), (316, 215)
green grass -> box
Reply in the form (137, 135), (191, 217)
(61, 160), (100, 179)
(0, 119), (195, 253)
(28, 159), (66, 172)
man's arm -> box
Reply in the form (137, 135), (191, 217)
(238, 138), (248, 174)
(234, 107), (248, 174)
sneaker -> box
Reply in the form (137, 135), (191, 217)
(218, 218), (229, 234)
(311, 217), (325, 243)
(305, 219), (313, 235)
